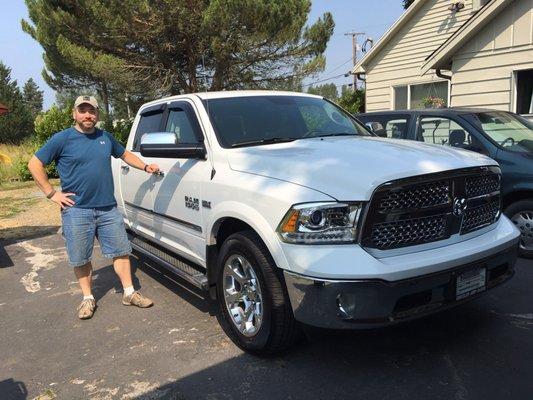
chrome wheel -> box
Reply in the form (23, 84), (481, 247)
(511, 210), (533, 251)
(223, 254), (263, 337)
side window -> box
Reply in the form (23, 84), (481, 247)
(385, 119), (408, 139)
(165, 109), (199, 144)
(359, 115), (410, 138)
(133, 111), (164, 151)
(418, 117), (468, 147)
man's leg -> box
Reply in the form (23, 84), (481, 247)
(74, 262), (93, 296)
(61, 207), (96, 319)
(96, 206), (153, 308)
(112, 255), (133, 289)
(113, 255), (153, 307)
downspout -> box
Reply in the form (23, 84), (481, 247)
(436, 68), (452, 80)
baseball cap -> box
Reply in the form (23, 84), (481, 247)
(74, 95), (99, 109)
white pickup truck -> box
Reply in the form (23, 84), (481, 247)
(112, 91), (520, 355)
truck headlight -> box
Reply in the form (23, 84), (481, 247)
(277, 202), (363, 244)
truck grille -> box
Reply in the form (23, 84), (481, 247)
(465, 174), (500, 198)
(361, 167), (501, 251)
(371, 215), (447, 249)
(379, 181), (450, 212)
(461, 201), (500, 234)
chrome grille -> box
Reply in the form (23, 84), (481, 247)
(379, 181), (450, 212)
(461, 201), (500, 234)
(466, 174), (500, 198)
(361, 167), (501, 251)
(371, 215), (447, 249)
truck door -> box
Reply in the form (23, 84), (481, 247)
(120, 104), (166, 236)
(149, 100), (211, 264)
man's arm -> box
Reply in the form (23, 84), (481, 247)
(28, 156), (75, 209)
(120, 150), (160, 173)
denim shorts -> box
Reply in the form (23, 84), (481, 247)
(61, 205), (132, 267)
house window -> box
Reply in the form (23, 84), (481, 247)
(394, 86), (408, 110)
(516, 69), (533, 115)
(393, 81), (449, 110)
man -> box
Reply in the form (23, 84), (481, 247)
(28, 95), (160, 320)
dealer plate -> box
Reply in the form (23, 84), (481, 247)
(456, 267), (486, 300)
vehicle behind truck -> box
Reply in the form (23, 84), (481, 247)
(358, 108), (533, 259)
(112, 92), (520, 355)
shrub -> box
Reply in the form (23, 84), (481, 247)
(0, 141), (36, 183)
(101, 118), (134, 146)
(34, 105), (73, 146)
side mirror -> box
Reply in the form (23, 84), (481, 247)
(140, 132), (206, 159)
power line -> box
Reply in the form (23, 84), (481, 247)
(323, 57), (353, 76)
(302, 73), (346, 88)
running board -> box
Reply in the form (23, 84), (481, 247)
(128, 232), (208, 290)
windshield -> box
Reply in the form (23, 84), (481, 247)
(205, 95), (370, 148)
(465, 111), (533, 153)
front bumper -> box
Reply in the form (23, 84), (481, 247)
(284, 243), (518, 329)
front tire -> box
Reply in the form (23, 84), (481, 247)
(505, 200), (533, 259)
(216, 231), (300, 355)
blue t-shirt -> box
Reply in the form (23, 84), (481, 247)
(35, 127), (126, 208)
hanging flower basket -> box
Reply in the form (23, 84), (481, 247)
(421, 96), (446, 108)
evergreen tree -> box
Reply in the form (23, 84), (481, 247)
(22, 78), (43, 119)
(403, 0), (415, 9)
(0, 62), (34, 144)
(23, 0), (334, 102)
(307, 83), (339, 100)
(338, 87), (365, 114)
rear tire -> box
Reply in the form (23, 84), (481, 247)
(505, 200), (533, 259)
(216, 231), (300, 355)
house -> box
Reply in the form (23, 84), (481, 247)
(353, 0), (533, 117)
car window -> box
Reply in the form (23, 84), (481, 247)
(358, 114), (410, 139)
(133, 110), (164, 151)
(465, 112), (533, 153)
(165, 109), (199, 144)
(417, 116), (474, 148)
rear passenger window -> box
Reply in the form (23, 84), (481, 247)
(418, 117), (467, 147)
(133, 111), (164, 151)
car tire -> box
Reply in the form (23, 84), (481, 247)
(505, 200), (533, 259)
(216, 231), (300, 355)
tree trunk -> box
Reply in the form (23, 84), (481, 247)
(98, 82), (111, 126)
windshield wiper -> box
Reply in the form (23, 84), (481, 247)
(231, 137), (296, 148)
(314, 132), (361, 138)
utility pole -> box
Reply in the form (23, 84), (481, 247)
(344, 32), (365, 91)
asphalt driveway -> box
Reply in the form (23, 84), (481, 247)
(1, 229), (532, 400)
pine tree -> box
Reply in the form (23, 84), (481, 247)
(403, 0), (415, 9)
(0, 62), (34, 144)
(23, 0), (334, 103)
(22, 78), (43, 119)
(307, 83), (339, 101)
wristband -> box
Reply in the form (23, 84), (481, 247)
(46, 189), (56, 199)
(143, 164), (148, 172)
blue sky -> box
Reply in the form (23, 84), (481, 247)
(0, 1), (405, 109)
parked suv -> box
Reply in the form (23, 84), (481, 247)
(358, 109), (533, 258)
(113, 93), (519, 354)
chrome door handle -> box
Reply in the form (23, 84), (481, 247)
(154, 171), (164, 177)
(121, 165), (130, 172)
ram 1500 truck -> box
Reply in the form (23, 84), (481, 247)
(112, 91), (520, 355)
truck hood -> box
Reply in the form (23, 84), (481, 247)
(227, 136), (497, 200)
